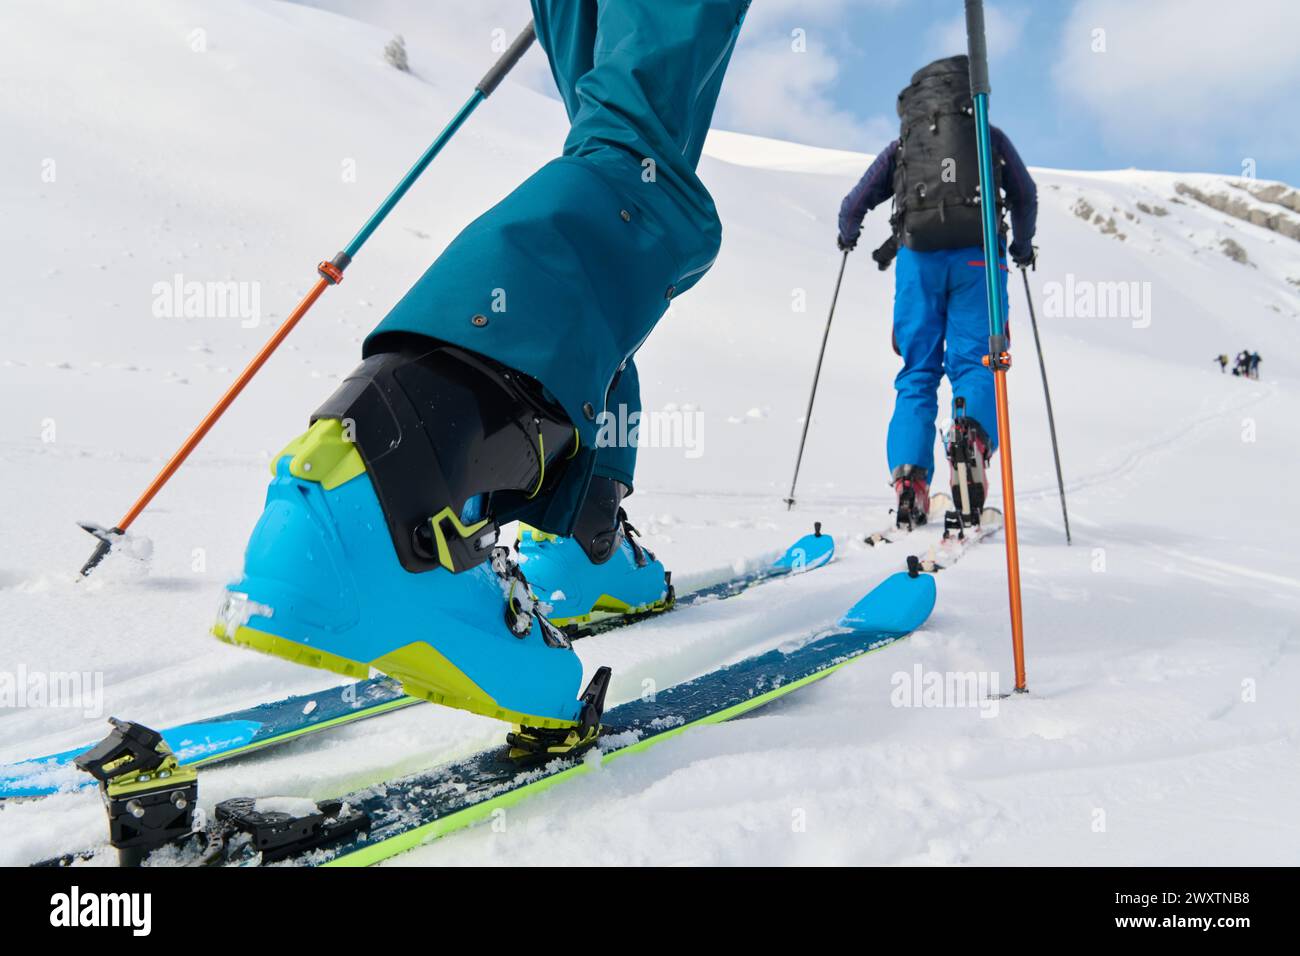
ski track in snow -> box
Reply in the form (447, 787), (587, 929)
(1, 0), (1299, 866)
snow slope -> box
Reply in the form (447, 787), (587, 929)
(1, 0), (1298, 866)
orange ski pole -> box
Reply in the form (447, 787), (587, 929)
(79, 22), (539, 576)
(992, 368), (1027, 690)
(966, 0), (1027, 691)
(77, 276), (331, 574)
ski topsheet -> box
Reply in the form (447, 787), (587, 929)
(2, 529), (834, 800)
(0, 677), (417, 799)
(47, 567), (935, 868)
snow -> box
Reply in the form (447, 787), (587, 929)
(251, 796), (321, 818)
(1, 0), (1299, 866)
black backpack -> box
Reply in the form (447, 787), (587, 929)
(891, 55), (1003, 252)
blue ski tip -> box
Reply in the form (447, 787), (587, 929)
(837, 570), (936, 637)
(0, 719), (265, 798)
(772, 528), (834, 573)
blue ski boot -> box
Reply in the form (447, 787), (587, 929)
(516, 477), (672, 632)
(213, 343), (611, 742)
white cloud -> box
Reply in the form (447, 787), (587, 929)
(1054, 0), (1300, 174)
(715, 35), (895, 151)
(715, 0), (903, 151)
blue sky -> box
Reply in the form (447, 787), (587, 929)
(713, 0), (1300, 185)
(296, 0), (1300, 186)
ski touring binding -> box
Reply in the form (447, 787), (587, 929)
(204, 797), (370, 865)
(865, 491), (951, 546)
(73, 718), (198, 867)
(943, 506), (974, 542)
(912, 506), (1004, 573)
(506, 665), (612, 766)
(72, 718), (373, 866)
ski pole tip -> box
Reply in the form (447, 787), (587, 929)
(77, 521), (122, 577)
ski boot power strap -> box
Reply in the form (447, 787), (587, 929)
(566, 474), (653, 569)
(309, 344), (577, 575)
(570, 475), (634, 565)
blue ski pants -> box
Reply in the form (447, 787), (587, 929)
(365, 0), (749, 529)
(887, 246), (1009, 483)
(366, 0), (754, 522)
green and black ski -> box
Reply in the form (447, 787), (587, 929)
(41, 566), (934, 868)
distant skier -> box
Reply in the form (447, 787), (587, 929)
(216, 2), (750, 761)
(1233, 350), (1250, 376)
(1248, 351), (1262, 379)
(1215, 354), (1229, 373)
(837, 55), (1038, 528)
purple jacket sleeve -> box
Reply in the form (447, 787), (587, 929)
(991, 126), (1037, 260)
(838, 140), (898, 246)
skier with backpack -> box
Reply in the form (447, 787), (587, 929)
(212, 2), (750, 762)
(837, 54), (1038, 530)
(1248, 351), (1262, 379)
(1215, 354), (1229, 373)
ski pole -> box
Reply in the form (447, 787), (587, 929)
(784, 249), (849, 510)
(966, 0), (1028, 692)
(1019, 266), (1071, 544)
(78, 22), (539, 577)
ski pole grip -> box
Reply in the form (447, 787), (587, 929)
(476, 21), (537, 97)
(964, 0), (991, 95)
